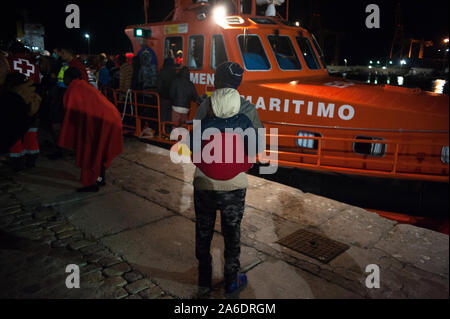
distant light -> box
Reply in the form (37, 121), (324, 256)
(289, 80), (298, 85)
(389, 61), (393, 65)
(369, 60), (373, 64)
(447, 49), (449, 52)
(382, 66), (387, 70)
(444, 38), (449, 44)
(400, 59), (407, 65)
(368, 66), (373, 69)
(294, 21), (300, 27)
(377, 61), (380, 64)
(84, 33), (90, 39)
(397, 76), (404, 86)
(433, 79), (446, 94)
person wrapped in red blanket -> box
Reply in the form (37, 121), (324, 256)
(59, 67), (123, 192)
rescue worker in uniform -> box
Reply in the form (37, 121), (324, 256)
(6, 42), (41, 170)
(1, 54), (41, 154)
(58, 47), (88, 82)
(46, 48), (69, 160)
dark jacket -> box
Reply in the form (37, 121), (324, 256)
(169, 68), (200, 108)
(157, 64), (176, 100)
(0, 90), (35, 153)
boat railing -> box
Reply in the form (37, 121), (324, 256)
(260, 129), (448, 183)
(101, 86), (449, 183)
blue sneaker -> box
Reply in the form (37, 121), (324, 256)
(225, 273), (247, 297)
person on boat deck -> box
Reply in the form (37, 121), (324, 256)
(118, 54), (133, 94)
(138, 49), (158, 89)
(175, 50), (183, 66)
(59, 67), (123, 193)
(157, 57), (177, 122)
(169, 66), (202, 125)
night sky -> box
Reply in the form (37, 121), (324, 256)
(1, 0), (448, 65)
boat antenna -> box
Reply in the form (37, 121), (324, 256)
(144, 0), (149, 24)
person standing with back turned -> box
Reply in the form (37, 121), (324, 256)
(191, 62), (263, 299)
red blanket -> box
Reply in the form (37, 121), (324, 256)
(59, 79), (123, 175)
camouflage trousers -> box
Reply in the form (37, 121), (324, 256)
(194, 188), (247, 288)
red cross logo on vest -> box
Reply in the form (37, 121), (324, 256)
(13, 58), (35, 77)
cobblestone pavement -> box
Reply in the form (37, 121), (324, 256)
(0, 138), (448, 299)
(0, 163), (170, 299)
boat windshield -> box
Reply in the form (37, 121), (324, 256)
(311, 34), (326, 67)
(240, 0), (252, 14)
(268, 35), (302, 70)
(188, 35), (204, 69)
(238, 34), (271, 70)
(296, 36), (321, 70)
(211, 34), (228, 69)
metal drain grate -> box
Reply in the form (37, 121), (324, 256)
(277, 229), (350, 264)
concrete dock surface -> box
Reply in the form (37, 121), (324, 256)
(0, 137), (448, 299)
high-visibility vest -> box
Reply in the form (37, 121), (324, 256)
(57, 64), (69, 87)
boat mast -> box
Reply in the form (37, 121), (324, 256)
(144, 0), (149, 24)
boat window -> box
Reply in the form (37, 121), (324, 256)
(353, 136), (386, 157)
(311, 34), (326, 67)
(211, 34), (228, 69)
(297, 131), (321, 150)
(164, 36), (183, 67)
(237, 35), (271, 70)
(268, 35), (302, 70)
(188, 35), (204, 70)
(296, 36), (321, 70)
(240, 0), (252, 14)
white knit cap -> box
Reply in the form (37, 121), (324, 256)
(211, 88), (240, 119)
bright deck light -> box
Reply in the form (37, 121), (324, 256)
(213, 6), (227, 25)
